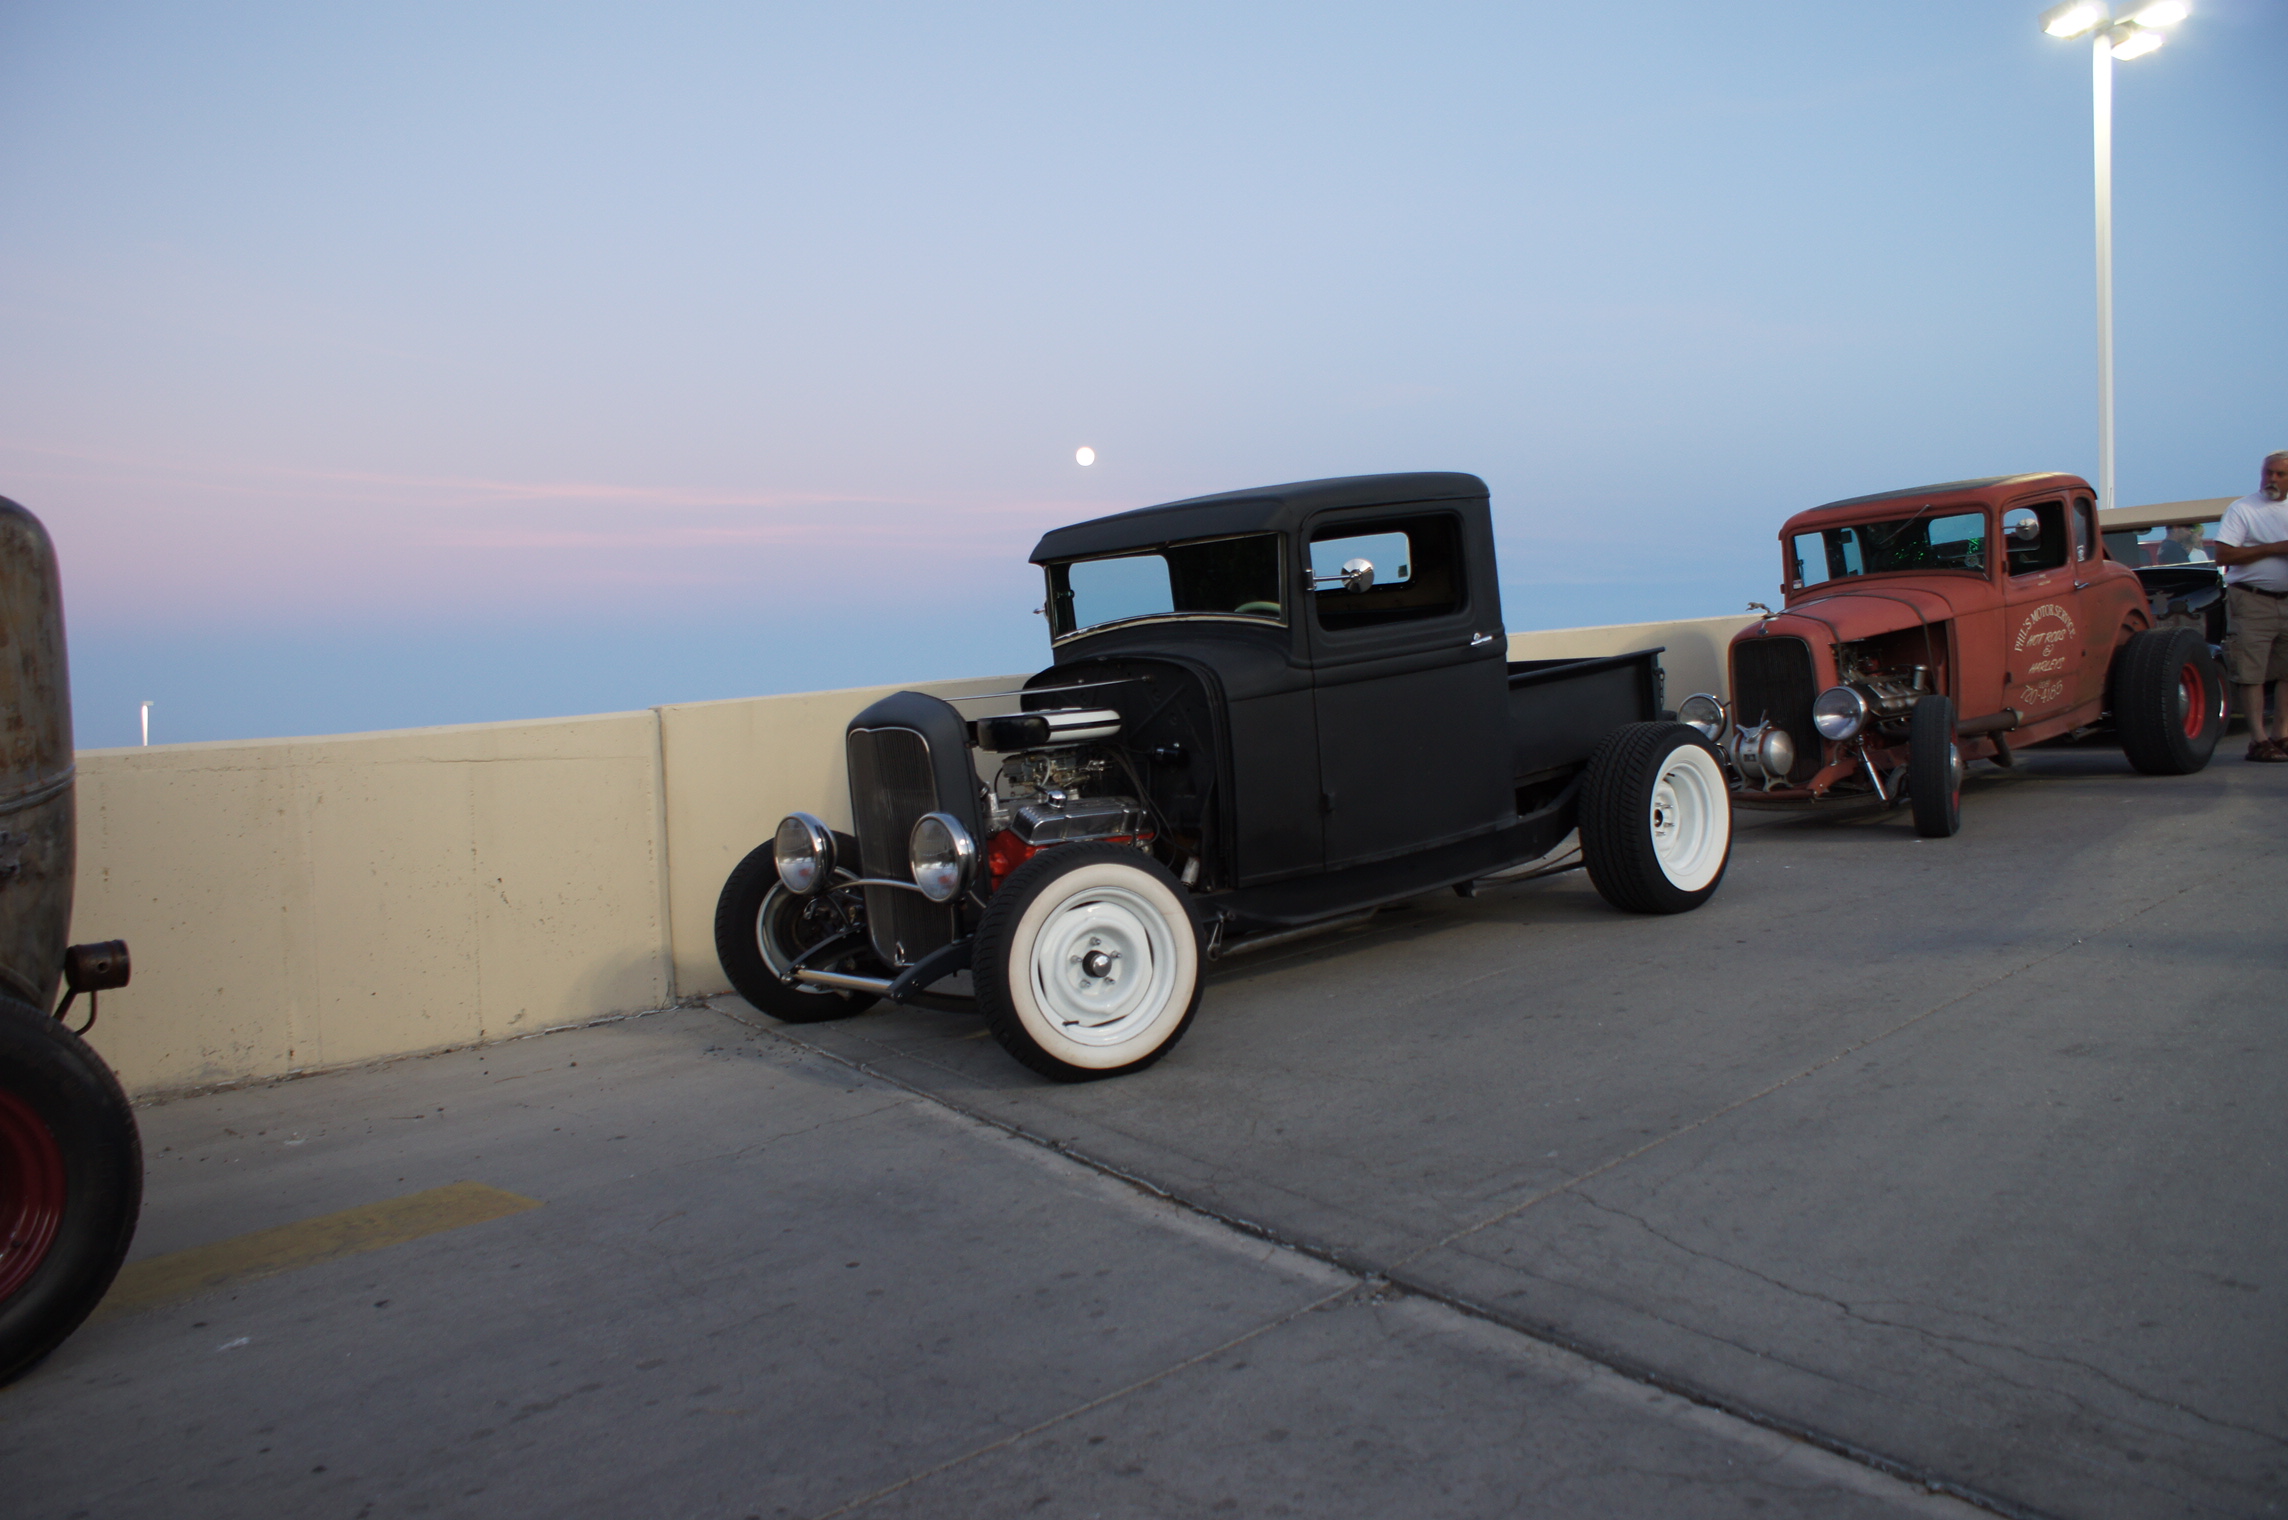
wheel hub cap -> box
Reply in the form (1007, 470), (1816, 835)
(1030, 892), (1176, 1040)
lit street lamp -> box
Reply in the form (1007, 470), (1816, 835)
(2039, 0), (2189, 511)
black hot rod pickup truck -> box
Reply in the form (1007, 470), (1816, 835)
(715, 472), (1734, 1080)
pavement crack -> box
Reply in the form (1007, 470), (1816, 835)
(1571, 1191), (1856, 1315)
(721, 1096), (915, 1160)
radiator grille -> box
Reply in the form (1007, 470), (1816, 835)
(1730, 636), (1820, 782)
(845, 725), (958, 965)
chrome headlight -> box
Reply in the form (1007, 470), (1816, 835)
(908, 812), (977, 903)
(773, 812), (836, 895)
(1812, 685), (1870, 741)
(1677, 693), (1728, 741)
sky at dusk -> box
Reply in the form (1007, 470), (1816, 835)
(3, 1), (2282, 747)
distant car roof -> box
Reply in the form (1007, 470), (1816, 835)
(2097, 497), (2236, 532)
(1781, 472), (2088, 536)
(1030, 472), (1487, 564)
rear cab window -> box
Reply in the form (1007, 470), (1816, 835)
(1309, 513), (1465, 632)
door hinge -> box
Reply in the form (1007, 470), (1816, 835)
(1319, 791), (1336, 814)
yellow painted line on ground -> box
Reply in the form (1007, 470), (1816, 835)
(91, 1180), (542, 1323)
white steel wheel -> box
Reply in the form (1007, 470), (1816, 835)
(1581, 721), (1735, 915)
(975, 845), (1204, 1081)
(1646, 743), (1728, 892)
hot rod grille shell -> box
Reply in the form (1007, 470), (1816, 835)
(1731, 635), (1821, 782)
(846, 724), (958, 966)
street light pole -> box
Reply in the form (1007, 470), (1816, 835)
(2091, 31), (2114, 513)
(2040, 0), (2185, 511)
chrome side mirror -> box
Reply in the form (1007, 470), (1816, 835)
(2003, 508), (2042, 544)
(1314, 558), (1375, 593)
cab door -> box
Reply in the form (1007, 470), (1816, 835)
(1305, 508), (1511, 870)
(2000, 497), (2086, 723)
(2068, 492), (2137, 710)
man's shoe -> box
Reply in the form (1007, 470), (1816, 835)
(2246, 739), (2288, 762)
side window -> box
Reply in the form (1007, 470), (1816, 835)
(1793, 529), (1864, 585)
(1310, 514), (1464, 632)
(1791, 533), (1830, 587)
(2073, 498), (2097, 563)
(2004, 500), (2070, 577)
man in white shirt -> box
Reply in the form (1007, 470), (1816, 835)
(2211, 450), (2288, 761)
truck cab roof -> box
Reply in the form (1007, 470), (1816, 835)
(1030, 472), (1487, 564)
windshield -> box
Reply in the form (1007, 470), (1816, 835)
(1792, 510), (1987, 588)
(1047, 533), (1284, 638)
(2103, 520), (2222, 567)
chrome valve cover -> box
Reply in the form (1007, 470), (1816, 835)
(1010, 796), (1147, 845)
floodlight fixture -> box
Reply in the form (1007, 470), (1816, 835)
(2124, 0), (2189, 28)
(2108, 23), (2168, 57)
(2040, 0), (2108, 38)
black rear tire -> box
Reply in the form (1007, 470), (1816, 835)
(1580, 722), (1733, 914)
(0, 995), (141, 1386)
(2115, 627), (2227, 775)
(712, 837), (880, 1023)
(1907, 694), (1962, 838)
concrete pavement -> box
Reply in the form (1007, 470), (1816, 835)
(4, 738), (2281, 1518)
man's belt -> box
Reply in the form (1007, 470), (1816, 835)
(2230, 584), (2288, 599)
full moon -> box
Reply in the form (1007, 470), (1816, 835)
(1075, 446), (1096, 467)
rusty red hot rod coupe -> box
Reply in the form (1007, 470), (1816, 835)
(1679, 473), (2227, 837)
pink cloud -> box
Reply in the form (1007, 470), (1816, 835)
(2, 440), (1104, 625)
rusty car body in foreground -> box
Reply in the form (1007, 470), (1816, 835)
(1, 495), (140, 1385)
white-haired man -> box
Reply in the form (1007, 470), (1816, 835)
(2212, 450), (2288, 761)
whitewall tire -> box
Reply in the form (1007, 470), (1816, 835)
(975, 844), (1204, 1081)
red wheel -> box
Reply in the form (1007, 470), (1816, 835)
(0, 997), (141, 1385)
(2116, 628), (2225, 775)
(0, 1088), (68, 1303)
(2177, 660), (2206, 740)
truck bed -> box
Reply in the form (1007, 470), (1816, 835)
(1506, 647), (1665, 780)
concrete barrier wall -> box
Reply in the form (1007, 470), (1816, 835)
(1508, 612), (1752, 709)
(70, 613), (1752, 1096)
(71, 713), (675, 1094)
